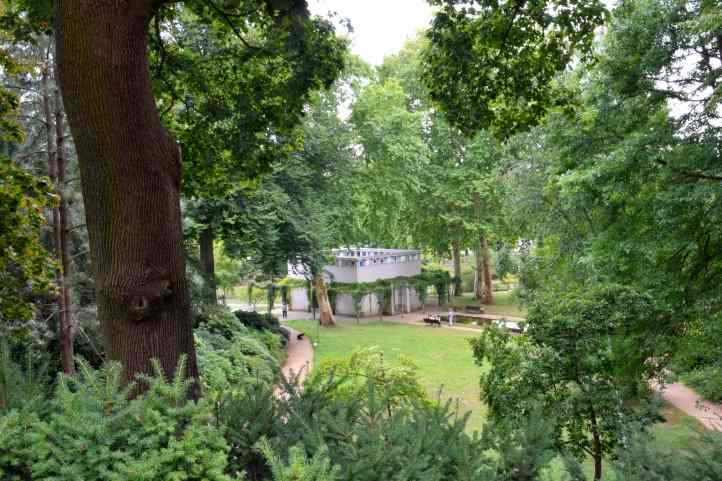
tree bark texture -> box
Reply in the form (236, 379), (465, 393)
(54, 82), (76, 374)
(589, 405), (603, 480)
(473, 192), (483, 301)
(480, 236), (493, 304)
(451, 239), (462, 296)
(55, 1), (198, 392)
(313, 276), (335, 327)
(473, 243), (483, 301)
(199, 225), (217, 304)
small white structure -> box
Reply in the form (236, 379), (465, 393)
(287, 248), (424, 317)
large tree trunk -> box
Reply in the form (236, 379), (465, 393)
(55, 1), (199, 392)
(42, 60), (74, 375)
(451, 239), (462, 296)
(313, 276), (335, 327)
(199, 225), (217, 304)
(480, 236), (493, 304)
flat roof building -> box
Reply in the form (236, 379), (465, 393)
(288, 247), (422, 284)
(287, 248), (425, 317)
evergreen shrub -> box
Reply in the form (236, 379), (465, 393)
(680, 366), (722, 403)
(234, 310), (282, 335)
(0, 360), (238, 481)
(195, 328), (282, 401)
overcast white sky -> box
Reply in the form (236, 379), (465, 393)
(309, 0), (434, 65)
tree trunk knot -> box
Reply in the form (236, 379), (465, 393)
(124, 273), (172, 323)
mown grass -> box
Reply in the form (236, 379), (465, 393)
(286, 317), (705, 476)
(450, 290), (527, 318)
(287, 318), (489, 433)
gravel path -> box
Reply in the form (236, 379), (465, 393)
(279, 309), (722, 431)
(658, 382), (722, 431)
(279, 326), (313, 384)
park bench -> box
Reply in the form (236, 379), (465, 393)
(463, 305), (484, 314)
(423, 315), (442, 327)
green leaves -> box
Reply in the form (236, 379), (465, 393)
(258, 440), (340, 481)
(422, 0), (607, 137)
(4, 359), (238, 481)
(0, 158), (55, 334)
(0, 44), (55, 331)
(472, 283), (661, 477)
(151, 4), (347, 200)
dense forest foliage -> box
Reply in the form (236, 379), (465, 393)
(1, 0), (721, 479)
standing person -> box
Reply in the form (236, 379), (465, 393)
(282, 302), (288, 320)
(448, 307), (455, 327)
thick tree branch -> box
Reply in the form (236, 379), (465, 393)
(201, 0), (264, 52)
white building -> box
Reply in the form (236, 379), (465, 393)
(287, 248), (424, 317)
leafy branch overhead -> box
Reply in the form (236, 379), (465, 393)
(422, 0), (607, 137)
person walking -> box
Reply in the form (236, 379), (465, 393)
(282, 302), (288, 320)
(448, 307), (455, 327)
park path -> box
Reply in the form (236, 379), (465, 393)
(657, 382), (722, 431)
(279, 309), (722, 431)
(279, 326), (313, 385)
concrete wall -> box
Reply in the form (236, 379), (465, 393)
(389, 285), (422, 314)
(288, 259), (422, 284)
(333, 292), (380, 317)
(356, 260), (421, 283)
(289, 284), (424, 317)
(290, 287), (309, 311)
(325, 265), (357, 283)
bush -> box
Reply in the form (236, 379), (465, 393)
(195, 304), (245, 340)
(307, 347), (428, 408)
(0, 341), (52, 414)
(258, 440), (339, 481)
(234, 310), (282, 335)
(613, 429), (722, 481)
(194, 307), (284, 402)
(680, 365), (722, 403)
(272, 375), (485, 481)
(0, 360), (238, 481)
(195, 328), (282, 400)
(217, 386), (280, 480)
(671, 313), (722, 403)
(0, 409), (37, 481)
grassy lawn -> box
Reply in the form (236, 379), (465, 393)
(651, 404), (706, 454)
(287, 318), (489, 433)
(451, 290), (527, 318)
(286, 317), (705, 478)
